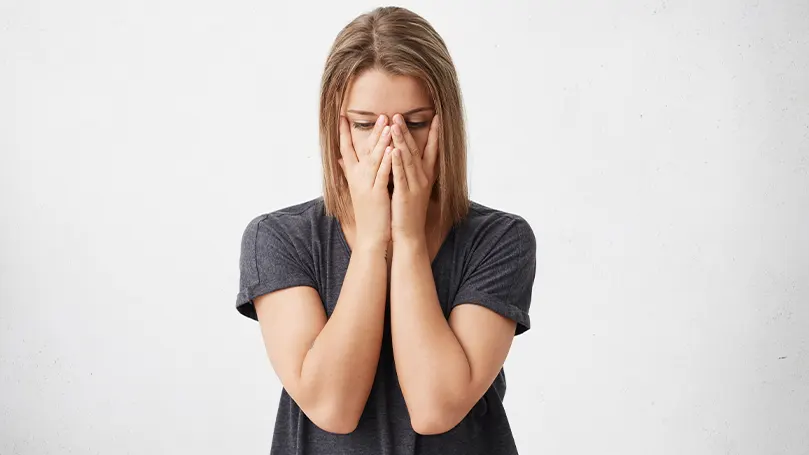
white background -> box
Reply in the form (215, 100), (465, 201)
(2, 1), (808, 454)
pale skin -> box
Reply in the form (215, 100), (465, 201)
(253, 68), (518, 436)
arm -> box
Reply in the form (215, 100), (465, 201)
(389, 238), (518, 435)
(251, 114), (395, 434)
(255, 242), (387, 434)
(386, 112), (536, 434)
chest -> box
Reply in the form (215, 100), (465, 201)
(312, 240), (461, 319)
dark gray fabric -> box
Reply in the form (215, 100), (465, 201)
(236, 196), (536, 455)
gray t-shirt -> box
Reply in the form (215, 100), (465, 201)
(236, 196), (536, 455)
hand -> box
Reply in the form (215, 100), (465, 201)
(389, 113), (440, 243)
(338, 114), (394, 250)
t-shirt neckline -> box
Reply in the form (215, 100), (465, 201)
(332, 215), (455, 268)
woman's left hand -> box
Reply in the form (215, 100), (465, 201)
(389, 113), (440, 243)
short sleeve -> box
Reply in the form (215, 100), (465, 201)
(235, 214), (318, 321)
(451, 216), (537, 335)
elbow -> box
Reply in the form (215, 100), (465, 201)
(407, 386), (478, 435)
(296, 387), (362, 435)
(306, 404), (361, 435)
(410, 410), (459, 436)
(293, 377), (364, 434)
(409, 402), (463, 436)
(313, 415), (360, 435)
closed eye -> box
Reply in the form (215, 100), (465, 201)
(352, 121), (430, 131)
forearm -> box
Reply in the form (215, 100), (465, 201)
(298, 243), (387, 427)
(390, 238), (472, 427)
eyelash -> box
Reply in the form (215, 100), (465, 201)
(352, 121), (429, 131)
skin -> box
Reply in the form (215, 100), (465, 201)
(253, 68), (518, 436)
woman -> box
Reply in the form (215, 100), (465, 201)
(236, 6), (537, 454)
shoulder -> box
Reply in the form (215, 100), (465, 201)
(456, 200), (536, 253)
(241, 196), (327, 241)
(236, 198), (324, 320)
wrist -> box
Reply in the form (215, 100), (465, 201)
(393, 234), (427, 254)
(353, 240), (389, 258)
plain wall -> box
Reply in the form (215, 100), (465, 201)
(1, 0), (807, 454)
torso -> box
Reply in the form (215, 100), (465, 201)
(339, 199), (453, 277)
(244, 196), (530, 455)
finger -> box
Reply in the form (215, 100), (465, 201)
(423, 114), (440, 179)
(338, 116), (358, 166)
(394, 114), (421, 158)
(363, 115), (388, 157)
(374, 146), (393, 190)
(395, 130), (422, 186)
(390, 122), (410, 156)
(391, 148), (408, 191)
(368, 125), (392, 168)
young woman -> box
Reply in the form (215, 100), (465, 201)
(236, 6), (537, 454)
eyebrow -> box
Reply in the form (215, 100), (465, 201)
(346, 106), (434, 116)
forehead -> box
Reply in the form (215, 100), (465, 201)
(343, 68), (432, 115)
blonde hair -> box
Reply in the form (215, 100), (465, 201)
(319, 6), (469, 226)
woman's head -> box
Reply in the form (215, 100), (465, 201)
(319, 6), (469, 226)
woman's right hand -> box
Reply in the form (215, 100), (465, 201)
(338, 114), (394, 250)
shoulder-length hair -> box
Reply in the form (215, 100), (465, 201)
(319, 6), (469, 226)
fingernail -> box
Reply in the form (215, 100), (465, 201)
(392, 124), (401, 136)
(382, 125), (390, 136)
(385, 146), (391, 155)
(377, 114), (385, 126)
(395, 114), (404, 125)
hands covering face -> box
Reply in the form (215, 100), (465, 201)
(388, 113), (440, 243)
(338, 112), (440, 246)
